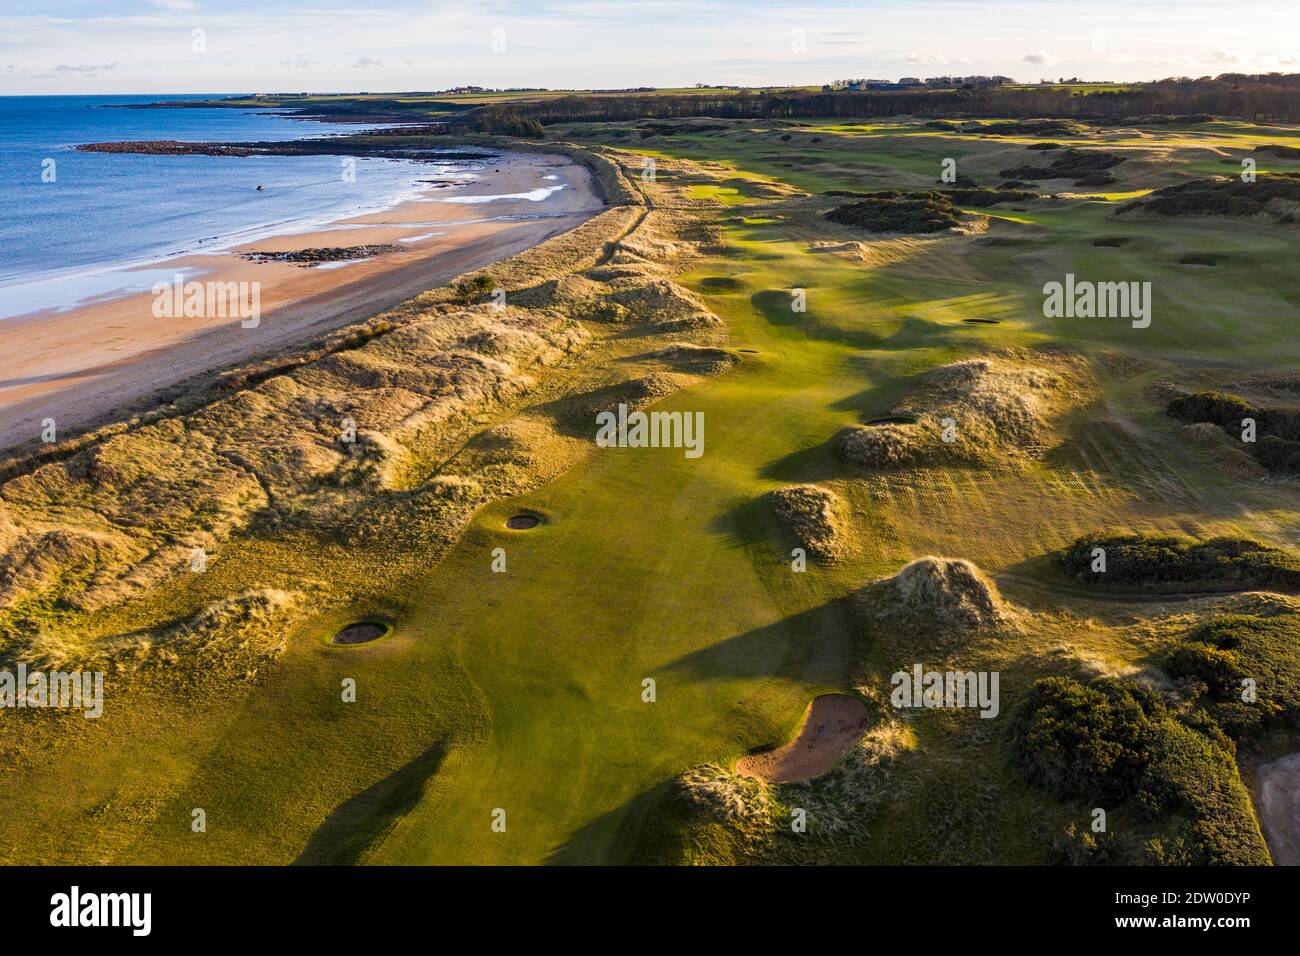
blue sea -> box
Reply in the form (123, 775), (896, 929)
(0, 94), (454, 316)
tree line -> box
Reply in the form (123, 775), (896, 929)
(465, 73), (1300, 128)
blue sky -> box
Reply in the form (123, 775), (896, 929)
(2, 0), (1298, 94)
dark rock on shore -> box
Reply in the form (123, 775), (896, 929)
(240, 244), (404, 266)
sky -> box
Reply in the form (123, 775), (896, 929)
(1, 0), (1298, 95)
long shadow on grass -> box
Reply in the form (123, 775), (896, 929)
(751, 289), (884, 349)
(294, 739), (449, 866)
(660, 594), (859, 687)
(545, 781), (679, 865)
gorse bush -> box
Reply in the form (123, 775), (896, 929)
(453, 273), (497, 305)
(1119, 173), (1300, 219)
(1012, 676), (1269, 865)
(1012, 677), (1155, 801)
(999, 148), (1124, 185)
(1166, 611), (1300, 737)
(824, 191), (962, 233)
(1057, 533), (1300, 592)
(1167, 390), (1300, 473)
(1167, 390), (1256, 428)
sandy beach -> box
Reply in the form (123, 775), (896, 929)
(0, 150), (603, 450)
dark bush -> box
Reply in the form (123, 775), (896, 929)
(1255, 435), (1300, 472)
(1166, 391), (1300, 472)
(942, 187), (1038, 206)
(1167, 390), (1257, 428)
(1000, 148), (1124, 182)
(1254, 144), (1300, 159)
(824, 191), (961, 233)
(1012, 675), (1270, 865)
(1056, 533), (1300, 592)
(1167, 613), (1300, 736)
(1117, 172), (1300, 219)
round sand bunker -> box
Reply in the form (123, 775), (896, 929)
(736, 694), (870, 783)
(505, 514), (541, 530)
(333, 622), (388, 646)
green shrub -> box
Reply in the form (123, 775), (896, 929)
(1167, 390), (1257, 428)
(1118, 172), (1300, 219)
(453, 273), (497, 305)
(1011, 677), (1157, 800)
(999, 148), (1124, 183)
(1012, 675), (1270, 865)
(942, 187), (1038, 206)
(1167, 391), (1300, 473)
(825, 191), (961, 233)
(1255, 435), (1300, 472)
(1167, 612), (1300, 737)
(1168, 642), (1240, 691)
(1056, 533), (1300, 592)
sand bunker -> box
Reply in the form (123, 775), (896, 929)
(1256, 751), (1300, 865)
(737, 694), (870, 783)
(333, 622), (388, 646)
(505, 514), (541, 530)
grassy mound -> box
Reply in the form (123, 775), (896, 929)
(838, 349), (1094, 469)
(605, 277), (720, 330)
(674, 763), (771, 825)
(824, 191), (962, 234)
(1118, 173), (1300, 221)
(859, 556), (1012, 636)
(649, 342), (740, 375)
(1012, 675), (1269, 865)
(12, 589), (306, 682)
(1056, 534), (1300, 593)
(768, 484), (846, 561)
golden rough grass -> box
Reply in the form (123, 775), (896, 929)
(768, 483), (849, 562)
(16, 588), (307, 680)
(859, 555), (1016, 638)
(0, 142), (736, 668)
(839, 347), (1097, 470)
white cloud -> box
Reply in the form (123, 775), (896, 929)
(1211, 48), (1255, 65)
(1022, 51), (1059, 66)
(906, 51), (949, 65)
(351, 56), (383, 69)
(147, 0), (200, 11)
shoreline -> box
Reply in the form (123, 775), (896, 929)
(0, 149), (605, 451)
